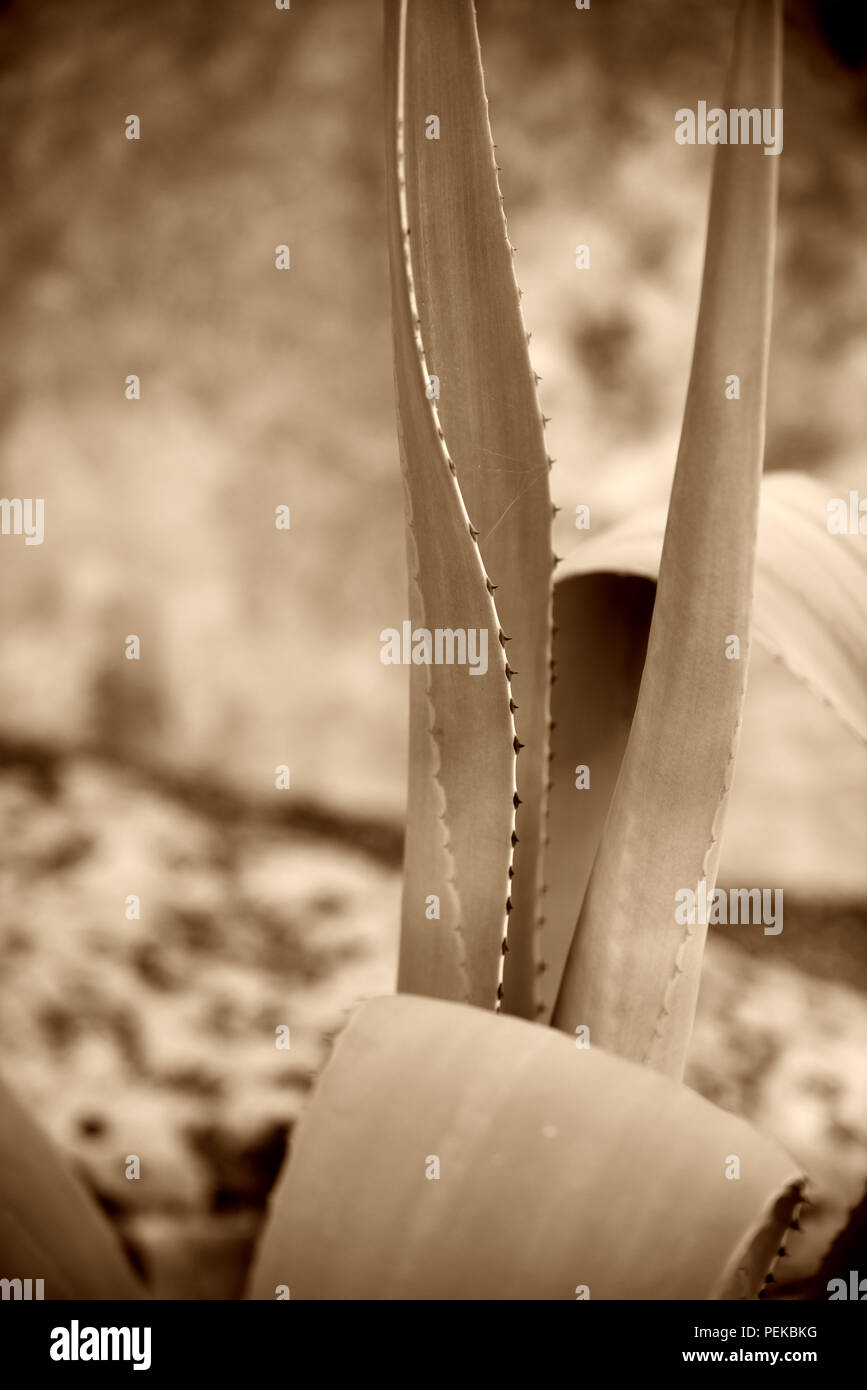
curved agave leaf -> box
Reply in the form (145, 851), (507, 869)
(386, 0), (553, 1016)
(540, 470), (867, 1025)
(386, 1), (516, 1008)
(558, 471), (867, 739)
(0, 1071), (146, 1299)
(552, 0), (783, 1077)
(247, 995), (804, 1300)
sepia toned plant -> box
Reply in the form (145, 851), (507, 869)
(247, 0), (865, 1301)
(1, 0), (865, 1303)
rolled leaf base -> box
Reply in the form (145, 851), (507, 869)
(248, 995), (804, 1300)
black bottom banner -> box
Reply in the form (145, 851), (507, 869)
(0, 1296), (857, 1378)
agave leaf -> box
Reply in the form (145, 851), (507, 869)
(386, 0), (553, 1017)
(397, 548), (467, 1004)
(540, 470), (867, 1023)
(552, 0), (783, 1077)
(385, 1), (518, 1008)
(0, 1071), (146, 1299)
(247, 995), (804, 1300)
(558, 471), (867, 740)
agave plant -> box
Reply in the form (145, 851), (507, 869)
(247, 0), (867, 1301)
(1, 0), (864, 1302)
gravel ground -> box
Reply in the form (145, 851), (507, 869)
(0, 750), (399, 1298)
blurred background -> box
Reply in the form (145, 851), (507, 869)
(0, 0), (865, 1296)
